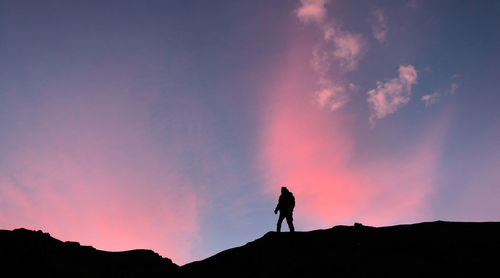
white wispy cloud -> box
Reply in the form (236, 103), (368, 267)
(315, 85), (348, 111)
(296, 0), (365, 111)
(367, 65), (418, 127)
(371, 9), (388, 43)
(328, 27), (365, 71)
(421, 91), (440, 107)
(299, 2), (365, 72)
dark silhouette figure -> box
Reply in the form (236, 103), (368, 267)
(274, 186), (295, 232)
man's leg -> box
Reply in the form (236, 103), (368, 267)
(285, 213), (294, 232)
(277, 213), (285, 232)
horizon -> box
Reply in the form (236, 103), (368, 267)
(3, 219), (490, 265)
(3, 219), (498, 266)
(1, 0), (499, 265)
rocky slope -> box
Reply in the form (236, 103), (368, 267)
(2, 221), (500, 277)
(0, 228), (179, 277)
(181, 221), (500, 277)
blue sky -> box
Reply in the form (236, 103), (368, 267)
(0, 0), (499, 264)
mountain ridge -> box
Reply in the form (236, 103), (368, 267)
(181, 220), (500, 277)
(0, 227), (179, 277)
(2, 221), (500, 277)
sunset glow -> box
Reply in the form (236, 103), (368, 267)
(1, 1), (499, 265)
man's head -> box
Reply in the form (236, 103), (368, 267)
(281, 187), (288, 194)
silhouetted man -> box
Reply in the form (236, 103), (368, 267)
(274, 187), (295, 232)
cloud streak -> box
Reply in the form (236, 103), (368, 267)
(296, 0), (365, 112)
(315, 85), (348, 111)
(367, 65), (418, 127)
(259, 46), (447, 228)
(421, 91), (440, 107)
(325, 25), (365, 71)
(296, 0), (328, 23)
(371, 9), (388, 43)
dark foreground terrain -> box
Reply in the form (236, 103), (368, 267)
(0, 228), (179, 277)
(2, 221), (500, 277)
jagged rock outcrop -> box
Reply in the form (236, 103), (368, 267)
(0, 228), (179, 277)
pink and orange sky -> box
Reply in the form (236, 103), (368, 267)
(1, 0), (500, 265)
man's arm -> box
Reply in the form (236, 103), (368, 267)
(274, 196), (281, 214)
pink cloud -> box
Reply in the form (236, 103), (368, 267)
(315, 85), (348, 111)
(259, 47), (446, 228)
(421, 91), (440, 107)
(399, 64), (418, 86)
(367, 65), (418, 127)
(329, 29), (365, 71)
(320, 24), (365, 72)
(296, 0), (328, 24)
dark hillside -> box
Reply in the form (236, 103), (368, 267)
(2, 221), (500, 277)
(181, 221), (500, 277)
(0, 228), (179, 277)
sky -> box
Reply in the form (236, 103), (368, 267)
(1, 0), (499, 265)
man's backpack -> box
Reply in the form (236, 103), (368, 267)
(289, 192), (295, 210)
